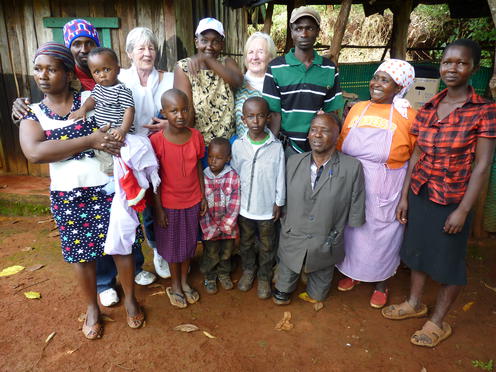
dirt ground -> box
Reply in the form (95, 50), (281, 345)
(0, 176), (495, 372)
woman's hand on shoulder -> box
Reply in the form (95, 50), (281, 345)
(443, 207), (468, 234)
(88, 124), (124, 156)
(12, 97), (31, 120)
(143, 117), (168, 133)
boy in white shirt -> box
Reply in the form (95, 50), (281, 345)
(231, 97), (285, 299)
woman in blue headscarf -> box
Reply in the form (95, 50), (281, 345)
(19, 42), (145, 339)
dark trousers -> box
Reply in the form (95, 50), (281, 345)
(142, 204), (157, 249)
(200, 239), (235, 280)
(238, 216), (276, 281)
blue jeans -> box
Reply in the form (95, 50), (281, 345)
(142, 204), (156, 249)
(96, 243), (145, 293)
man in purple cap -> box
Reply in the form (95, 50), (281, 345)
(12, 19), (100, 117)
(63, 18), (100, 91)
(11, 19), (156, 307)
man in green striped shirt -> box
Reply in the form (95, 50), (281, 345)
(263, 6), (344, 155)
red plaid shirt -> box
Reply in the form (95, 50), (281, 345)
(410, 87), (496, 205)
(200, 166), (241, 240)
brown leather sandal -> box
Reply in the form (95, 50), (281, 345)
(410, 320), (452, 347)
(381, 301), (428, 320)
(127, 307), (145, 329)
(82, 316), (103, 340)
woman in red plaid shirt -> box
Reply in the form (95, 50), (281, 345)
(382, 39), (496, 347)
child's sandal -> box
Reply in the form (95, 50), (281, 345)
(183, 288), (200, 304)
(166, 287), (188, 308)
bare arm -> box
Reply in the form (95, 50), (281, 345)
(112, 107), (135, 141)
(197, 160), (207, 216)
(120, 106), (135, 134)
(173, 64), (195, 127)
(396, 144), (421, 224)
(19, 119), (122, 163)
(444, 137), (496, 234)
(68, 96), (95, 121)
(152, 190), (167, 228)
(205, 56), (243, 90)
(188, 55), (243, 90)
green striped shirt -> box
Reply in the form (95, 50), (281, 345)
(263, 49), (344, 152)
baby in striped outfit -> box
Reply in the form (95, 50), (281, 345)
(69, 47), (135, 176)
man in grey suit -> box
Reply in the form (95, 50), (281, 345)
(273, 113), (366, 305)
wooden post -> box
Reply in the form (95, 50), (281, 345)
(175, 0), (194, 59)
(284, 0), (305, 52)
(263, 2), (274, 34)
(390, 0), (412, 60)
(328, 0), (352, 64)
(163, 0), (177, 71)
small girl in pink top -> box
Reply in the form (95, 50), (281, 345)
(150, 89), (207, 309)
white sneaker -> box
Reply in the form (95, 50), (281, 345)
(153, 250), (171, 279)
(135, 270), (157, 285)
(99, 288), (119, 307)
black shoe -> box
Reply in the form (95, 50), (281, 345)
(272, 288), (291, 305)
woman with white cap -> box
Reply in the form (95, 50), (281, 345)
(174, 17), (243, 148)
(335, 59), (417, 308)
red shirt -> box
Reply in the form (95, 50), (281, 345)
(410, 87), (496, 205)
(150, 128), (205, 209)
(75, 65), (96, 91)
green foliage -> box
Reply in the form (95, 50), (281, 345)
(0, 198), (51, 216)
(472, 360), (494, 371)
(248, 3), (494, 65)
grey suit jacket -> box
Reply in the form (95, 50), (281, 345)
(278, 151), (365, 273)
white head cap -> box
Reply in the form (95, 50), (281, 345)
(195, 18), (225, 38)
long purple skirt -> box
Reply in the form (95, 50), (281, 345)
(154, 203), (200, 263)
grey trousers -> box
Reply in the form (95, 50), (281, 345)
(275, 260), (335, 301)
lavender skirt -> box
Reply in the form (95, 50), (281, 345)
(154, 203), (200, 263)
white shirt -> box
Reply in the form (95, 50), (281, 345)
(118, 66), (173, 136)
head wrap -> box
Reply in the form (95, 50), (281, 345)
(63, 19), (100, 48)
(374, 59), (415, 119)
(34, 42), (75, 72)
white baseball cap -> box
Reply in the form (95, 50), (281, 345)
(195, 18), (225, 38)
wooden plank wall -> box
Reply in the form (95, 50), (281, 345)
(0, 0), (247, 176)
